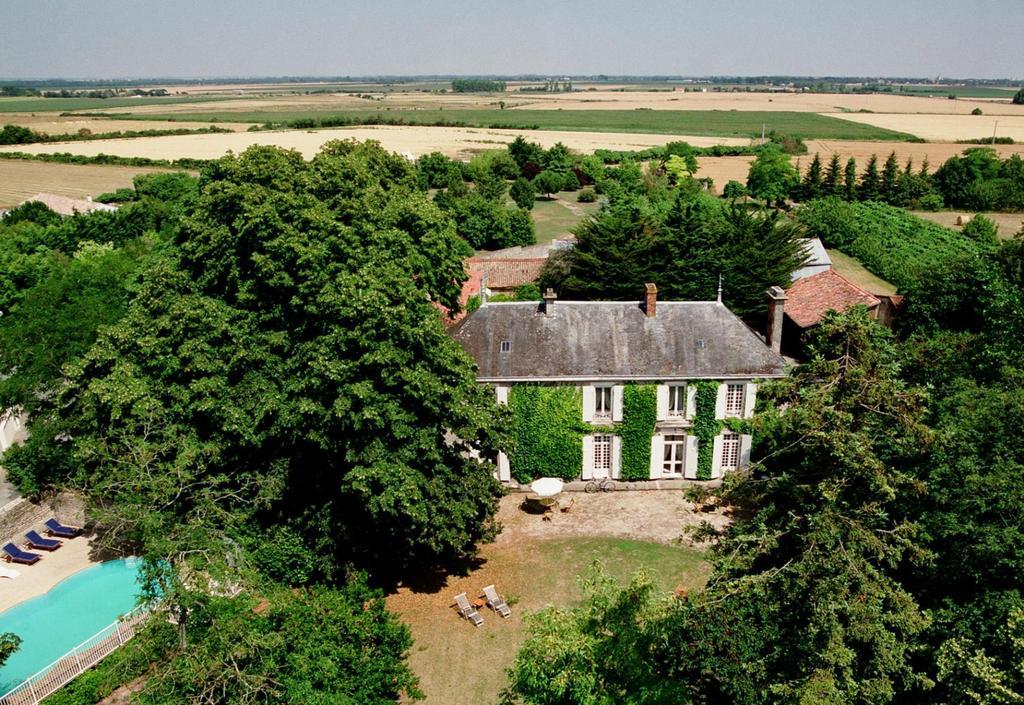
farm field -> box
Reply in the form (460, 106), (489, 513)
(833, 112), (1024, 142)
(0, 113), (252, 135)
(0, 94), (246, 113)
(75, 88), (1024, 117)
(0, 159), (178, 208)
(912, 210), (1024, 238)
(82, 108), (919, 140)
(0, 125), (749, 161)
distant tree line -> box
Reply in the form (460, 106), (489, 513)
(451, 79), (506, 92)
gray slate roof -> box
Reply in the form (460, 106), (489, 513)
(451, 300), (786, 381)
(791, 238), (832, 281)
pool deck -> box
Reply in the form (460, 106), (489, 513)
(0, 537), (97, 613)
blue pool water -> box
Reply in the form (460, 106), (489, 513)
(0, 558), (143, 692)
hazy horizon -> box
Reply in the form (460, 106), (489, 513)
(3, 0), (1022, 81)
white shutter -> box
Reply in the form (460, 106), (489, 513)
(685, 385), (697, 419)
(611, 385), (624, 422)
(611, 436), (622, 479)
(739, 434), (752, 470)
(711, 434), (724, 478)
(649, 434), (664, 479)
(743, 382), (757, 418)
(684, 435), (699, 479)
(582, 385), (595, 423)
(655, 385), (669, 421)
(714, 383), (727, 419)
(495, 385), (509, 405)
(497, 451), (511, 482)
(582, 435), (594, 479)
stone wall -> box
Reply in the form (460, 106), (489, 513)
(0, 491), (85, 546)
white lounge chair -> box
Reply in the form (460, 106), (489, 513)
(482, 584), (511, 618)
(0, 566), (19, 579)
(454, 592), (483, 627)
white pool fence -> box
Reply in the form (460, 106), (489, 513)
(0, 604), (150, 705)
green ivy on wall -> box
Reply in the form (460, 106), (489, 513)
(693, 381), (723, 481)
(620, 385), (657, 480)
(507, 385), (589, 482)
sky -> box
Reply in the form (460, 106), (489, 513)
(2, 0), (1021, 80)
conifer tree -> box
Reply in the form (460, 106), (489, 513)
(881, 151), (901, 204)
(799, 153), (824, 201)
(859, 154), (881, 201)
(844, 157), (858, 201)
(824, 153), (842, 196)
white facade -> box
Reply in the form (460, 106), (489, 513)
(496, 381), (758, 482)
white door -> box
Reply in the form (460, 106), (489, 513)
(593, 433), (613, 479)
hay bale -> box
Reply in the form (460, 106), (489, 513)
(956, 214), (972, 226)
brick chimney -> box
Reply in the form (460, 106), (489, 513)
(644, 283), (657, 318)
(766, 286), (787, 354)
(543, 287), (557, 316)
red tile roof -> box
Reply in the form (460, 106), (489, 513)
(784, 269), (881, 329)
(436, 268), (483, 327)
(466, 257), (546, 289)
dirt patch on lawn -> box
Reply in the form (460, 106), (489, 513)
(494, 490), (730, 546)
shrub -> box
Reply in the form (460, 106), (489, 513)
(510, 177), (536, 210)
(917, 193), (945, 211)
(972, 107), (984, 116)
(962, 214), (1000, 246)
(577, 188), (597, 203)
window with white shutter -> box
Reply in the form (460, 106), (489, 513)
(593, 387), (613, 422)
(725, 384), (745, 417)
(721, 432), (741, 470)
(667, 385), (686, 418)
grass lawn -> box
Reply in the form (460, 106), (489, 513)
(529, 194), (600, 243)
(827, 249), (899, 296)
(387, 536), (709, 705)
(98, 108), (919, 141)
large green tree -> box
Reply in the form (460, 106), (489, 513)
(746, 144), (799, 206)
(49, 141), (504, 583)
(540, 191), (807, 318)
(137, 580), (420, 705)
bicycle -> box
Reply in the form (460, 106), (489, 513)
(584, 477), (615, 493)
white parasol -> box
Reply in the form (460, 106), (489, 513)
(529, 477), (564, 498)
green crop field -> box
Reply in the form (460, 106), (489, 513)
(896, 85), (1020, 99)
(99, 108), (919, 140)
(0, 95), (247, 113)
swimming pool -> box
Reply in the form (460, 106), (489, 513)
(0, 558), (144, 692)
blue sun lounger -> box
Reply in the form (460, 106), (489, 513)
(25, 530), (61, 551)
(45, 518), (81, 538)
(3, 543), (41, 565)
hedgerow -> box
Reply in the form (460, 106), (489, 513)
(620, 385), (657, 480)
(797, 197), (990, 290)
(0, 151), (209, 170)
